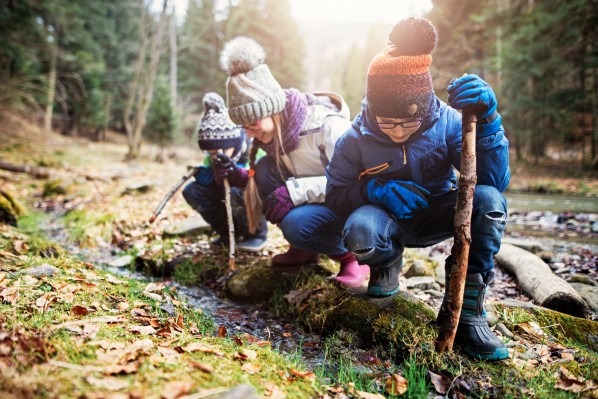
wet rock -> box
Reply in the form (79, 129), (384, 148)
(219, 384), (259, 399)
(404, 259), (435, 278)
(434, 263), (446, 287)
(163, 216), (211, 237)
(569, 283), (598, 313)
(568, 274), (597, 286)
(122, 182), (154, 195)
(108, 255), (133, 268)
(404, 276), (436, 291)
(495, 322), (514, 338)
(501, 237), (545, 254)
(21, 264), (59, 277)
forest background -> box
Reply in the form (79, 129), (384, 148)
(0, 0), (597, 169)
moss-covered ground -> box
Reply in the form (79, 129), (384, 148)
(1, 111), (597, 398)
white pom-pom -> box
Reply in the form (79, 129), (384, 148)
(202, 92), (225, 112)
(220, 36), (265, 75)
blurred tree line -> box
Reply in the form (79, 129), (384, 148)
(1, 0), (596, 167)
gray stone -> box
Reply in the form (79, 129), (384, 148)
(568, 274), (597, 286)
(404, 276), (436, 291)
(569, 283), (598, 313)
(424, 289), (444, 298)
(404, 259), (435, 278)
(434, 262), (446, 287)
(501, 237), (546, 254)
(495, 322), (514, 338)
(217, 384), (259, 399)
(21, 264), (59, 277)
(163, 215), (211, 237)
(108, 255), (133, 268)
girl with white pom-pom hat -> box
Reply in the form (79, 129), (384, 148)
(219, 36), (370, 288)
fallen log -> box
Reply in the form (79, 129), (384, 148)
(495, 243), (590, 318)
(0, 161), (49, 178)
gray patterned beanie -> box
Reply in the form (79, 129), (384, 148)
(196, 92), (242, 151)
(219, 36), (286, 125)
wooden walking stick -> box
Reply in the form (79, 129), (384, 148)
(214, 152), (235, 270)
(149, 166), (200, 224)
(435, 107), (477, 353)
(223, 175), (235, 270)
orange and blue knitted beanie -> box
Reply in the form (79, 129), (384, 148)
(366, 17), (438, 120)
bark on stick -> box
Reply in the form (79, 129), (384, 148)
(435, 110), (477, 353)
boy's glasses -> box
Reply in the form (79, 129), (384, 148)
(243, 119), (261, 131)
(378, 119), (422, 130)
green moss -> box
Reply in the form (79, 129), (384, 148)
(61, 209), (115, 247)
(42, 179), (68, 197)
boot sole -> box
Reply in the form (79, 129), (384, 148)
(366, 286), (400, 298)
(459, 346), (509, 362)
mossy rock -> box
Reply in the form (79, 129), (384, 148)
(295, 285), (438, 359)
(226, 263), (321, 302)
(0, 190), (27, 227)
(493, 300), (598, 351)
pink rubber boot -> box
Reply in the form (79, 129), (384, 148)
(329, 252), (370, 287)
(272, 246), (320, 267)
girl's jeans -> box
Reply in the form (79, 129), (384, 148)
(254, 155), (346, 256)
(182, 181), (267, 240)
(343, 185), (507, 274)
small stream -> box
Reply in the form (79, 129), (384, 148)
(39, 213), (324, 368)
(37, 192), (597, 370)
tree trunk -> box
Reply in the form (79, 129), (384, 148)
(435, 109), (477, 353)
(44, 33), (58, 134)
(169, 7), (177, 108)
(495, 244), (590, 318)
(125, 0), (170, 160)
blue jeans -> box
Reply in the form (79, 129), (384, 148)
(254, 155), (346, 256)
(182, 181), (267, 240)
(343, 185), (507, 273)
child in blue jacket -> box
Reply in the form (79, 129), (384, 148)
(325, 18), (510, 361)
(182, 92), (267, 252)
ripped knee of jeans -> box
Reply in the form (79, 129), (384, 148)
(351, 247), (374, 261)
(485, 210), (507, 223)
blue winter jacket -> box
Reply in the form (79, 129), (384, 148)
(325, 98), (510, 219)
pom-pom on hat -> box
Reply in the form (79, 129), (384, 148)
(366, 17), (438, 120)
(197, 92), (242, 151)
(220, 36), (286, 125)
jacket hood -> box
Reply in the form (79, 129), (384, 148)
(353, 97), (441, 144)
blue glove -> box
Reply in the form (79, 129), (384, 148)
(194, 166), (214, 186)
(367, 179), (430, 219)
(447, 74), (497, 119)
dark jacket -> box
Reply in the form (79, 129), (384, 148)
(325, 98), (510, 219)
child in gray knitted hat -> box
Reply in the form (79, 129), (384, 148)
(220, 37), (370, 288)
(182, 92), (267, 252)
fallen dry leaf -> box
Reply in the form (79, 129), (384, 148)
(217, 325), (227, 338)
(71, 305), (91, 316)
(104, 361), (140, 375)
(429, 371), (452, 395)
(161, 380), (194, 399)
(355, 390), (385, 399)
(234, 349), (257, 361)
(117, 302), (129, 311)
(0, 287), (19, 305)
(241, 362), (262, 374)
(554, 366), (597, 393)
(85, 376), (129, 391)
(386, 374), (408, 396)
(105, 274), (126, 285)
(289, 368), (316, 382)
(179, 342), (224, 357)
(188, 360), (213, 374)
(264, 382), (286, 399)
(128, 325), (157, 335)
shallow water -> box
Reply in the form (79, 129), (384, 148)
(506, 192), (598, 213)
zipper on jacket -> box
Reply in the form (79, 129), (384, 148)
(402, 144), (407, 165)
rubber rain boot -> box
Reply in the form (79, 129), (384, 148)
(272, 246), (319, 267)
(443, 268), (509, 362)
(367, 254), (403, 298)
(329, 252), (370, 287)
